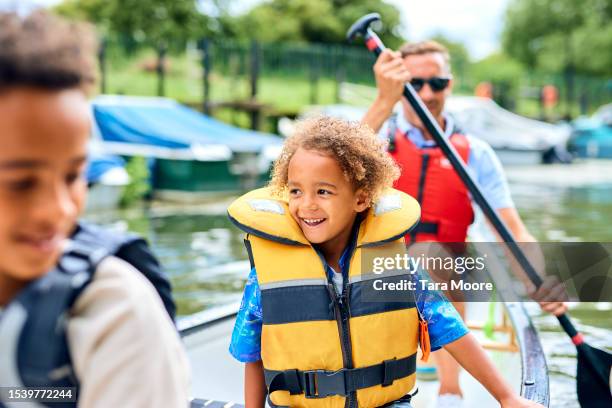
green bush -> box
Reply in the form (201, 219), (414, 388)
(120, 156), (150, 207)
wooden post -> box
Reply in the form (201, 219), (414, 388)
(564, 64), (575, 120)
(467, 311), (519, 353)
(335, 47), (346, 104)
(157, 42), (167, 97)
(249, 40), (260, 130)
(98, 38), (107, 94)
(201, 39), (211, 115)
(563, 36), (575, 120)
(309, 49), (319, 105)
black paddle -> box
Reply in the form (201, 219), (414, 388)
(347, 12), (612, 408)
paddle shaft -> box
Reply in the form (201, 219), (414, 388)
(362, 29), (582, 342)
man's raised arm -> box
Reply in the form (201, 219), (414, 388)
(361, 49), (411, 132)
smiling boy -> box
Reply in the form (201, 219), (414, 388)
(0, 11), (189, 407)
(227, 117), (544, 408)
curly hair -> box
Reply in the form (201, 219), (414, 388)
(270, 116), (400, 204)
(0, 11), (97, 94)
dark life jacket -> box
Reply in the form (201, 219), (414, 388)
(0, 221), (175, 408)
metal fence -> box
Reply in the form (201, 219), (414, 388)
(208, 40), (376, 82)
(98, 37), (611, 124)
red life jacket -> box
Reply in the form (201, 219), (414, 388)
(388, 116), (474, 243)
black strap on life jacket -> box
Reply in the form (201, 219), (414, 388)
(409, 152), (431, 243)
(72, 222), (176, 320)
(411, 221), (439, 235)
(0, 238), (106, 408)
(263, 353), (416, 399)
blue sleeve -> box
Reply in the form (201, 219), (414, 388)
(228, 267), (263, 363)
(414, 271), (469, 351)
(466, 136), (514, 210)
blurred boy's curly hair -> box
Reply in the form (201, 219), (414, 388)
(0, 11), (97, 94)
(270, 116), (400, 204)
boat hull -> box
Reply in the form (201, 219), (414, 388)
(153, 157), (271, 200)
(184, 317), (244, 404)
(494, 148), (545, 166)
(86, 183), (125, 211)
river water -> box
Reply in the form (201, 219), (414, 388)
(85, 161), (612, 408)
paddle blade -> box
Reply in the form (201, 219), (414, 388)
(576, 343), (612, 407)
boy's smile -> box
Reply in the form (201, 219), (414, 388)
(287, 148), (369, 264)
(301, 217), (325, 227)
(0, 88), (90, 301)
(13, 231), (65, 255)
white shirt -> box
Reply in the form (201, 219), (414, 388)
(68, 256), (190, 407)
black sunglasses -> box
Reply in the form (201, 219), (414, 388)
(410, 77), (452, 92)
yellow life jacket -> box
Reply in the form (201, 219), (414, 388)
(228, 187), (422, 408)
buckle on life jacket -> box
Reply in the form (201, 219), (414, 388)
(303, 369), (347, 399)
(265, 354), (417, 399)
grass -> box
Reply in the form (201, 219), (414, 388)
(103, 50), (339, 110)
(102, 51), (342, 132)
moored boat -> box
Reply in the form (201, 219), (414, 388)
(85, 153), (130, 212)
(91, 96), (283, 201)
(569, 104), (612, 159)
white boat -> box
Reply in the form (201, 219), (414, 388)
(445, 97), (571, 166)
(85, 154), (130, 212)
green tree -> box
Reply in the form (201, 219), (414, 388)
(55, 0), (209, 48)
(471, 53), (525, 85)
(119, 156), (150, 207)
(502, 0), (611, 116)
(502, 0), (612, 77)
(234, 0), (404, 47)
(470, 53), (526, 106)
(429, 33), (471, 79)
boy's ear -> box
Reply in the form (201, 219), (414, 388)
(354, 189), (371, 212)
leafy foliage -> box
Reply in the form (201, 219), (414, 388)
(119, 156), (150, 207)
(55, 0), (209, 47)
(502, 0), (612, 76)
(429, 33), (471, 76)
(231, 0), (404, 47)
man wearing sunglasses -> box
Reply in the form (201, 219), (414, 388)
(362, 41), (567, 408)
